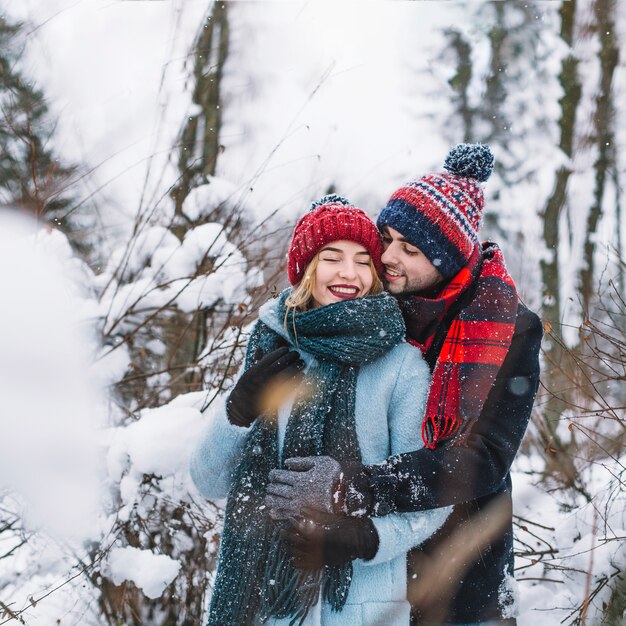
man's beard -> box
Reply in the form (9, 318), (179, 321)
(383, 275), (444, 297)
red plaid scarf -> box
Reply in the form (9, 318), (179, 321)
(399, 242), (518, 449)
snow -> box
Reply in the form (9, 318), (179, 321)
(498, 567), (518, 619)
(182, 222), (230, 264)
(107, 225), (181, 280)
(92, 341), (132, 390)
(181, 176), (240, 221)
(108, 404), (204, 479)
(0, 212), (224, 622)
(107, 546), (181, 599)
(513, 453), (626, 626)
(0, 211), (105, 542)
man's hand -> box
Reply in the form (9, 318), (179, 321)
(280, 509), (379, 570)
(265, 456), (342, 518)
(226, 346), (304, 427)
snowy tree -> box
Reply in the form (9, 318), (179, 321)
(86, 5), (280, 625)
(427, 1), (625, 621)
(0, 1), (624, 624)
(0, 15), (93, 254)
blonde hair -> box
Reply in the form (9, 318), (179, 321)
(283, 251), (383, 340)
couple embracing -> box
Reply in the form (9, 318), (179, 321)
(190, 144), (542, 626)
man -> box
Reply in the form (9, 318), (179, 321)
(266, 144), (543, 625)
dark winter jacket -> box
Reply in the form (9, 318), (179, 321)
(342, 302), (542, 624)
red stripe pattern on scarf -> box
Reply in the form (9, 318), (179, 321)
(403, 242), (517, 449)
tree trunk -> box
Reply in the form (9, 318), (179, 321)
(171, 1), (229, 219)
(538, 0), (581, 479)
(445, 28), (474, 142)
(578, 0), (618, 316)
(166, 2), (231, 400)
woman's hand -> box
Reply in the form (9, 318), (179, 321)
(280, 509), (379, 570)
(226, 346), (304, 427)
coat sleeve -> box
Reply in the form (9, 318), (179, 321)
(365, 346), (451, 565)
(346, 304), (543, 516)
(189, 393), (251, 500)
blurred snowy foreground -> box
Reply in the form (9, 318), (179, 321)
(0, 211), (212, 621)
(0, 210), (103, 541)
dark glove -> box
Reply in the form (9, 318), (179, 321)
(227, 346), (304, 427)
(265, 456), (343, 518)
(280, 509), (379, 570)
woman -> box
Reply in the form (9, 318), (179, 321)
(190, 195), (450, 626)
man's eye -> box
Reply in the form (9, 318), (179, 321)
(403, 247), (419, 256)
(381, 236), (392, 244)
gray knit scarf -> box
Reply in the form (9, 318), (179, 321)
(207, 290), (405, 626)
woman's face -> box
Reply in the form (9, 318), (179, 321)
(311, 240), (374, 308)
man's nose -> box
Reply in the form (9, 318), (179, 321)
(381, 244), (396, 265)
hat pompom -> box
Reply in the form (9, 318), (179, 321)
(309, 193), (351, 211)
(443, 144), (494, 183)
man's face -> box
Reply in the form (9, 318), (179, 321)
(380, 226), (444, 295)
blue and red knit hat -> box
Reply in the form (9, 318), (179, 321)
(287, 194), (383, 285)
(377, 144), (494, 279)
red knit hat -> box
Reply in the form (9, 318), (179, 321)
(287, 194), (383, 285)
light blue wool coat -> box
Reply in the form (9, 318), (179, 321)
(190, 298), (452, 626)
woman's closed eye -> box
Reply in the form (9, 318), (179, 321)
(322, 256), (369, 266)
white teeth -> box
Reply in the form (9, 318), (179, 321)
(387, 269), (402, 277)
(331, 287), (358, 294)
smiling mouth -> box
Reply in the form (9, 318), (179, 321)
(328, 285), (360, 299)
(384, 268), (404, 281)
